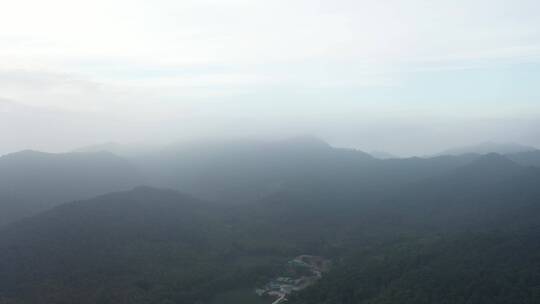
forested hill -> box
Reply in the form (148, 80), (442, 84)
(0, 187), (282, 304)
(0, 150), (143, 226)
(289, 230), (540, 304)
(288, 154), (540, 304)
(1, 151), (540, 303)
(3, 138), (540, 228)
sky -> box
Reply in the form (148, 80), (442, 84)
(1, 0), (540, 156)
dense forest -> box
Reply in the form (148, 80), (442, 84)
(1, 138), (540, 303)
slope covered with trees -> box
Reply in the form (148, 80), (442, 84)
(0, 150), (143, 226)
(1, 140), (540, 303)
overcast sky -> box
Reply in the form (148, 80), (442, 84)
(1, 0), (540, 156)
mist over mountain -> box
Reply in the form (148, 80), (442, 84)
(437, 142), (538, 156)
(121, 137), (489, 204)
(3, 0), (540, 303)
(138, 136), (376, 203)
(1, 136), (540, 303)
(376, 154), (540, 231)
(368, 150), (399, 159)
(74, 142), (159, 158)
(507, 150), (540, 168)
(4, 137), (538, 227)
(0, 150), (143, 225)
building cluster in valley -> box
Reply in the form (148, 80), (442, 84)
(255, 255), (331, 304)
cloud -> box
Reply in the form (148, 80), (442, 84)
(1, 0), (540, 154)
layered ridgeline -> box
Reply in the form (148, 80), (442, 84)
(0, 136), (484, 226)
(1, 141), (540, 303)
(118, 136), (486, 203)
(80, 137), (540, 204)
(3, 137), (540, 227)
(435, 142), (538, 156)
(0, 150), (143, 226)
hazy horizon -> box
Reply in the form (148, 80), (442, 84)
(1, 133), (538, 159)
(2, 0), (540, 156)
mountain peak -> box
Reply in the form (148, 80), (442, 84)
(454, 153), (524, 182)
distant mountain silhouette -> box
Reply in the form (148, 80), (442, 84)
(453, 153), (525, 181)
(139, 136), (376, 203)
(378, 153), (540, 231)
(0, 150), (143, 225)
(1, 146), (540, 304)
(74, 142), (158, 158)
(437, 142), (537, 156)
(369, 150), (399, 159)
(0, 138), (487, 228)
(507, 149), (540, 167)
